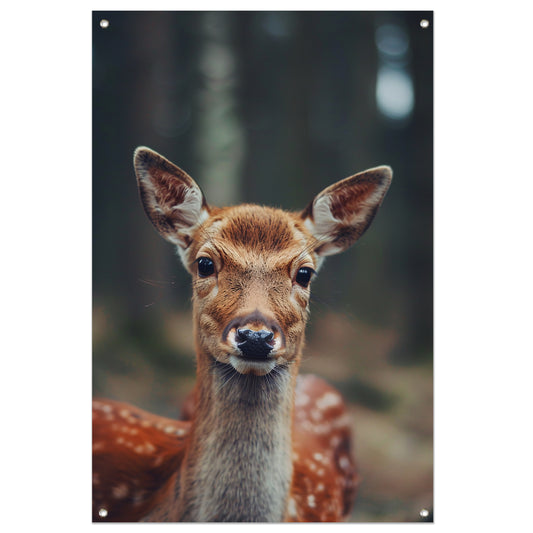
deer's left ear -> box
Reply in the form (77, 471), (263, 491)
(301, 166), (392, 257)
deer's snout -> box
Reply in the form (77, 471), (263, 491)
(236, 329), (274, 359)
(223, 311), (285, 359)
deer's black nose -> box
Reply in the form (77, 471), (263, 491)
(236, 329), (274, 359)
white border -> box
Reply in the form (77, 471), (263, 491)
(3, 2), (531, 531)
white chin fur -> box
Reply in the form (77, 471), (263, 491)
(229, 355), (276, 376)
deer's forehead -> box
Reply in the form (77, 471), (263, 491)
(197, 205), (313, 266)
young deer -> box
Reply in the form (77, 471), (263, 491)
(92, 147), (392, 522)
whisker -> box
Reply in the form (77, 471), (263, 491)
(138, 276), (178, 288)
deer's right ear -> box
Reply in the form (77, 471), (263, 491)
(134, 147), (209, 251)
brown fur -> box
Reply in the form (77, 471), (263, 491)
(92, 147), (392, 522)
(92, 400), (189, 522)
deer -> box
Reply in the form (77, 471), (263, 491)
(92, 146), (392, 522)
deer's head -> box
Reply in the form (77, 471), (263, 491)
(134, 147), (392, 378)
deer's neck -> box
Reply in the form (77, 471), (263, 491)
(176, 359), (295, 522)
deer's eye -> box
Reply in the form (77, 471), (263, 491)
(197, 257), (215, 278)
(295, 267), (315, 288)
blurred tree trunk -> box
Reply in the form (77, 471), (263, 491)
(94, 12), (197, 318)
(193, 12), (244, 207)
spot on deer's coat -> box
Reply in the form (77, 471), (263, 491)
(307, 494), (316, 508)
(316, 391), (341, 410)
(287, 497), (298, 518)
(295, 393), (310, 407)
(93, 402), (112, 414)
(295, 408), (307, 421)
(312, 422), (329, 435)
(301, 420), (313, 431)
(333, 413), (351, 430)
(112, 483), (129, 499)
(330, 435), (341, 447)
(310, 409), (323, 422)
(339, 455), (351, 471)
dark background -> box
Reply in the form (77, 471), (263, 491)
(93, 11), (433, 522)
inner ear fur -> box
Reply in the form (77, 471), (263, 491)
(301, 166), (392, 257)
(134, 147), (209, 249)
